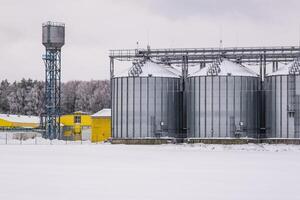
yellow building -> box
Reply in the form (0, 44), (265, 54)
(60, 111), (92, 140)
(0, 114), (40, 128)
(91, 109), (111, 142)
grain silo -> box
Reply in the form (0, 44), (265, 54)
(265, 59), (300, 138)
(186, 58), (260, 138)
(111, 60), (181, 138)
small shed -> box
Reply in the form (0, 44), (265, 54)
(60, 111), (91, 140)
(91, 109), (111, 142)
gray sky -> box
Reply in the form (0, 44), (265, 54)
(0, 0), (300, 81)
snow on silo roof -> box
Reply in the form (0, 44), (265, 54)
(266, 59), (300, 76)
(266, 65), (289, 76)
(92, 109), (111, 117)
(189, 59), (259, 77)
(114, 61), (181, 78)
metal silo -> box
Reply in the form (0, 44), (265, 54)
(111, 60), (181, 138)
(187, 58), (260, 138)
(265, 59), (300, 138)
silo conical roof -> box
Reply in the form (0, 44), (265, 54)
(189, 59), (259, 77)
(114, 61), (181, 78)
(266, 65), (289, 76)
(266, 59), (300, 76)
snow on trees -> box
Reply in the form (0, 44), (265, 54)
(0, 79), (110, 115)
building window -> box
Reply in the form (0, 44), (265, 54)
(74, 116), (81, 123)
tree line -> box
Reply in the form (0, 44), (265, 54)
(0, 79), (111, 116)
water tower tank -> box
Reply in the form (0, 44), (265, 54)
(42, 21), (65, 49)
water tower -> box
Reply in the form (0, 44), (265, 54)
(42, 21), (65, 139)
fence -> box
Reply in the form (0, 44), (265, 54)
(0, 131), (107, 145)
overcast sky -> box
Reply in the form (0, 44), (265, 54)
(0, 0), (300, 81)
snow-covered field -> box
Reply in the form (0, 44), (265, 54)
(0, 143), (300, 200)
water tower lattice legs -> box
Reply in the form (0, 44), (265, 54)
(43, 50), (61, 139)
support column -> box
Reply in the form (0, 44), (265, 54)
(260, 53), (266, 137)
(180, 55), (188, 139)
(272, 61), (276, 72)
(200, 62), (206, 70)
(110, 57), (115, 138)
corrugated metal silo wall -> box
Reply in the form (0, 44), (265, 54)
(186, 76), (260, 138)
(265, 75), (300, 138)
(111, 77), (181, 138)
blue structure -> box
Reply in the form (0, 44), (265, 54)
(42, 21), (65, 139)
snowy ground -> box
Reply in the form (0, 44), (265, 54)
(0, 143), (300, 200)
